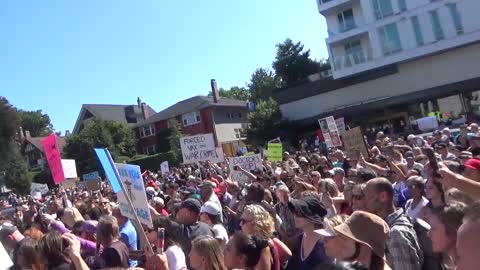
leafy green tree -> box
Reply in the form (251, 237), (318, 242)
(246, 68), (281, 103)
(17, 109), (54, 137)
(167, 119), (184, 163)
(0, 97), (20, 164)
(63, 120), (136, 174)
(246, 98), (282, 147)
(3, 150), (31, 194)
(272, 38), (321, 87)
(208, 86), (251, 101)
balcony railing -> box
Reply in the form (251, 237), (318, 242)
(331, 46), (373, 71)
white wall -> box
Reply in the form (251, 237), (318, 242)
(280, 42), (480, 121)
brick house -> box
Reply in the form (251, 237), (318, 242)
(20, 130), (67, 169)
(135, 95), (248, 157)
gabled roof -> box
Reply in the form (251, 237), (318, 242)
(73, 104), (156, 134)
(139, 95), (247, 126)
(26, 135), (67, 154)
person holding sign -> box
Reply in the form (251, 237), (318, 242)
(91, 216), (130, 269)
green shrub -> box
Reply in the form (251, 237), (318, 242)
(128, 151), (179, 172)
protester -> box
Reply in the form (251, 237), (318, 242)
(92, 215), (129, 269)
(37, 231), (71, 270)
(224, 231), (269, 270)
(404, 176), (429, 219)
(189, 235), (227, 270)
(111, 205), (138, 267)
(200, 201), (229, 245)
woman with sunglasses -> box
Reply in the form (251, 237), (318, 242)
(240, 204), (291, 270)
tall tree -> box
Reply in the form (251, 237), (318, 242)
(208, 86), (251, 101)
(246, 68), (281, 103)
(272, 38), (321, 87)
(0, 97), (20, 164)
(3, 150), (31, 194)
(17, 109), (54, 137)
(167, 119), (184, 163)
(246, 98), (282, 147)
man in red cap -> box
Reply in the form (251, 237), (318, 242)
(463, 158), (480, 182)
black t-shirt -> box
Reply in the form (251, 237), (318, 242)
(86, 208), (102, 221)
(93, 241), (130, 269)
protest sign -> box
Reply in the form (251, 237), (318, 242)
(62, 178), (77, 190)
(318, 116), (342, 148)
(229, 154), (263, 184)
(95, 148), (122, 193)
(115, 163), (153, 227)
(335, 117), (346, 134)
(30, 183), (49, 195)
(83, 171), (99, 181)
(86, 179), (101, 191)
(61, 159), (77, 179)
(0, 242), (13, 270)
(180, 133), (218, 163)
(342, 127), (369, 159)
(41, 134), (65, 184)
(267, 143), (283, 162)
(160, 161), (169, 175)
(76, 181), (86, 190)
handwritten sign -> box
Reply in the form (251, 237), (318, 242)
(61, 159), (77, 179)
(343, 127), (369, 159)
(229, 154), (263, 184)
(180, 133), (218, 164)
(62, 178), (77, 190)
(318, 116), (342, 148)
(41, 134), (65, 184)
(115, 163), (153, 227)
(160, 161), (169, 175)
(86, 179), (101, 191)
(335, 117), (346, 134)
(267, 143), (283, 162)
(83, 171), (99, 181)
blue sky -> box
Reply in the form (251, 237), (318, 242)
(1, 0), (328, 133)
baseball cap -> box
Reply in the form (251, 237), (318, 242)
(146, 186), (156, 196)
(180, 198), (202, 214)
(407, 134), (416, 140)
(328, 167), (345, 176)
(463, 158), (480, 170)
(298, 157), (309, 164)
(152, 197), (164, 206)
(334, 211), (389, 258)
(179, 187), (197, 195)
(200, 201), (221, 216)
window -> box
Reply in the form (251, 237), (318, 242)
(234, 128), (245, 139)
(378, 23), (402, 55)
(344, 41), (365, 66)
(226, 112), (233, 119)
(372, 0), (393, 20)
(447, 3), (463, 34)
(142, 145), (156, 155)
(398, 0), (407, 12)
(140, 124), (155, 138)
(238, 113), (242, 118)
(411, 16), (424, 46)
(430, 10), (445, 41)
(182, 111), (201, 126)
(338, 9), (356, 32)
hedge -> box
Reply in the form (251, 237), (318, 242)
(128, 151), (179, 172)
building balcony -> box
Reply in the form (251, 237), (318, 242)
(326, 24), (369, 44)
(331, 46), (374, 72)
(317, 0), (354, 15)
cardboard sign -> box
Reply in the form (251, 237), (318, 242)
(95, 148), (122, 193)
(318, 116), (342, 148)
(335, 117), (346, 134)
(180, 133), (218, 164)
(62, 178), (77, 190)
(61, 159), (78, 179)
(41, 134), (65, 184)
(30, 183), (49, 195)
(83, 171), (99, 181)
(267, 143), (283, 162)
(342, 127), (369, 159)
(160, 161), (169, 175)
(86, 179), (101, 191)
(229, 154), (263, 184)
(115, 163), (153, 227)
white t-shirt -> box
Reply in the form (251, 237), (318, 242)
(165, 245), (186, 270)
(212, 224), (229, 244)
(405, 197), (429, 219)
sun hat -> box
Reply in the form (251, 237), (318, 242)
(61, 207), (84, 229)
(333, 211), (389, 258)
(288, 196), (327, 227)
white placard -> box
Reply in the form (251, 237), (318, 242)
(160, 161), (169, 175)
(61, 159), (78, 179)
(318, 116), (342, 148)
(115, 163), (153, 228)
(229, 154), (263, 184)
(180, 133), (218, 164)
(30, 182), (49, 195)
(335, 117), (346, 134)
(0, 242), (13, 270)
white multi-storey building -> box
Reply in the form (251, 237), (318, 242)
(317, 0), (480, 78)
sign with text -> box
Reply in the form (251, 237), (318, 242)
(61, 159), (77, 179)
(318, 116), (342, 148)
(62, 178), (77, 190)
(41, 134), (65, 184)
(342, 127), (369, 159)
(30, 183), (49, 198)
(180, 133), (218, 164)
(86, 179), (101, 191)
(229, 154), (263, 184)
(335, 117), (346, 134)
(267, 143), (283, 162)
(160, 161), (169, 175)
(83, 171), (99, 181)
(115, 163), (153, 227)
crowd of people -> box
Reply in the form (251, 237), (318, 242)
(1, 123), (480, 270)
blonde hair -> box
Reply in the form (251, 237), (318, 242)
(192, 235), (227, 270)
(445, 188), (474, 205)
(319, 179), (340, 197)
(243, 204), (275, 238)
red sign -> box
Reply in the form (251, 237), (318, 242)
(41, 134), (65, 184)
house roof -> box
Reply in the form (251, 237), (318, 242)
(73, 103), (157, 133)
(138, 95), (247, 126)
(26, 135), (67, 154)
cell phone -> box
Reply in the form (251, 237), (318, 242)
(233, 165), (239, 171)
(384, 145), (394, 158)
(423, 147), (441, 178)
(157, 228), (165, 254)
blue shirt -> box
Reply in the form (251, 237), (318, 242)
(119, 220), (138, 267)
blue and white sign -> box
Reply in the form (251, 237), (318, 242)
(115, 163), (153, 228)
(83, 171), (99, 181)
(94, 148), (122, 193)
